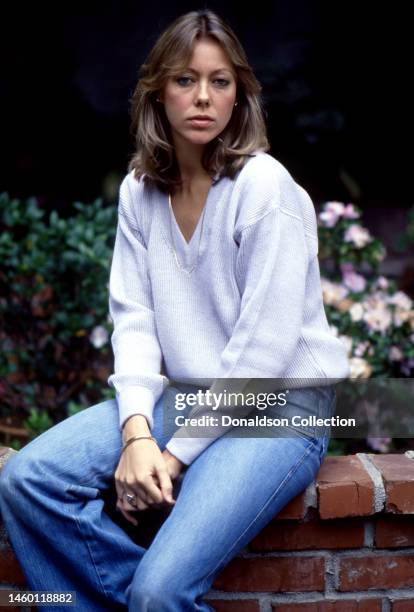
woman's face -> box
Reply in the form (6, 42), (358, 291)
(158, 38), (238, 150)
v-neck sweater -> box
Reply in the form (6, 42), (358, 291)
(107, 151), (350, 465)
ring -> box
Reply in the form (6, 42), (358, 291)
(125, 493), (137, 507)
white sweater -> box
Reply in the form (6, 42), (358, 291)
(107, 151), (350, 465)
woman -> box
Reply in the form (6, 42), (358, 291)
(0, 9), (349, 611)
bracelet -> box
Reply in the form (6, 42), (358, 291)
(121, 435), (157, 455)
(122, 414), (150, 430)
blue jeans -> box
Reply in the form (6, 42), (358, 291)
(0, 383), (335, 611)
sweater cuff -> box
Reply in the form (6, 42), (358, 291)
(117, 386), (155, 431)
(165, 435), (217, 467)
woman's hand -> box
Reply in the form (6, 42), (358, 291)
(162, 448), (186, 481)
(114, 437), (185, 526)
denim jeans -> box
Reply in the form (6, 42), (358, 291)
(0, 383), (336, 611)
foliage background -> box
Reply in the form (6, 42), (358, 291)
(1, 191), (413, 454)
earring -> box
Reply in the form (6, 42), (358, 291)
(235, 102), (238, 106)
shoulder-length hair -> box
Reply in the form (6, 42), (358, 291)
(127, 9), (271, 194)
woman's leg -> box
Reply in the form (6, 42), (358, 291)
(0, 383), (335, 611)
(0, 384), (196, 612)
(126, 385), (336, 611)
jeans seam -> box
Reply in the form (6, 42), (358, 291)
(71, 505), (110, 602)
(199, 438), (318, 592)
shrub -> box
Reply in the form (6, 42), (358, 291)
(317, 201), (414, 454)
(0, 192), (117, 438)
(317, 201), (414, 378)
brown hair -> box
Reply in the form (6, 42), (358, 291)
(127, 9), (271, 194)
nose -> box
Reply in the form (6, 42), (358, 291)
(195, 79), (210, 106)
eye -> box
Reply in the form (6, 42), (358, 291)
(175, 77), (231, 87)
(176, 77), (193, 86)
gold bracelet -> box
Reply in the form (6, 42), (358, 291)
(121, 414), (149, 430)
(121, 435), (157, 455)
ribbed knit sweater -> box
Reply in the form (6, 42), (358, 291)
(107, 151), (350, 465)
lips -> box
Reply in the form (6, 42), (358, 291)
(188, 117), (214, 127)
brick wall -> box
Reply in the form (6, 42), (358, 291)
(1, 447), (414, 611)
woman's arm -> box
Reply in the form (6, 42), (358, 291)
(109, 176), (183, 521)
(107, 175), (169, 432)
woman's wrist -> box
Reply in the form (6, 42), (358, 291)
(163, 448), (186, 468)
(122, 414), (151, 442)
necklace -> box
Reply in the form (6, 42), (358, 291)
(168, 193), (207, 274)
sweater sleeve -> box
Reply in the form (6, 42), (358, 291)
(107, 175), (169, 431)
(166, 201), (310, 466)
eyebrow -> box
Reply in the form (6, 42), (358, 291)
(186, 67), (234, 75)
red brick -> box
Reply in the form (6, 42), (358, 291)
(213, 557), (325, 592)
(207, 600), (260, 612)
(339, 555), (414, 590)
(271, 600), (382, 611)
(392, 600), (414, 611)
(0, 548), (26, 585)
(375, 516), (414, 547)
(275, 491), (307, 519)
(251, 518), (365, 551)
(369, 454), (414, 514)
(316, 456), (374, 519)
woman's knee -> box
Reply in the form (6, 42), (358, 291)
(0, 400), (119, 505)
(127, 578), (179, 611)
(0, 447), (38, 509)
(127, 564), (191, 611)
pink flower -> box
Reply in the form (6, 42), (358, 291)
(354, 340), (370, 356)
(319, 201), (360, 227)
(349, 357), (372, 378)
(375, 276), (389, 290)
(326, 201), (345, 215)
(321, 278), (349, 305)
(340, 262), (354, 273)
(362, 303), (392, 333)
(89, 325), (109, 349)
(389, 346), (404, 361)
(343, 270), (366, 293)
(319, 201), (345, 227)
(344, 224), (372, 248)
(319, 210), (340, 227)
(401, 358), (414, 376)
(366, 437), (391, 453)
(386, 291), (413, 310)
(342, 203), (360, 219)
(340, 263), (366, 291)
(350, 303), (364, 322)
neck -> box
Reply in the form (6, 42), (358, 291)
(172, 133), (212, 189)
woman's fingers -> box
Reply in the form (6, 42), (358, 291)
(117, 480), (162, 513)
(143, 473), (169, 505)
(155, 465), (175, 504)
(114, 444), (176, 515)
(122, 488), (150, 511)
(116, 498), (138, 526)
(132, 490), (152, 510)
